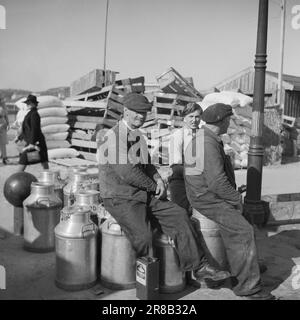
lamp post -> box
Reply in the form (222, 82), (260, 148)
(244, 0), (270, 225)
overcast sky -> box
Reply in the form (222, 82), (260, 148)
(0, 0), (299, 92)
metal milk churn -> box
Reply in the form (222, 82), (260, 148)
(63, 172), (90, 207)
(191, 208), (228, 271)
(153, 230), (186, 293)
(100, 218), (136, 289)
(74, 190), (101, 226)
(23, 182), (62, 252)
(39, 170), (66, 205)
(54, 206), (98, 291)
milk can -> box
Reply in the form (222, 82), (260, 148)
(54, 206), (98, 291)
(191, 208), (228, 271)
(100, 218), (136, 289)
(63, 172), (91, 207)
(153, 230), (186, 293)
(23, 182), (62, 252)
(39, 170), (66, 205)
(74, 191), (110, 226)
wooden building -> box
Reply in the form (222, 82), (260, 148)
(214, 67), (300, 118)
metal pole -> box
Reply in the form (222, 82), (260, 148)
(103, 0), (110, 85)
(277, 0), (286, 110)
(244, 0), (269, 226)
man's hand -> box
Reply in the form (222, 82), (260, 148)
(155, 178), (167, 200)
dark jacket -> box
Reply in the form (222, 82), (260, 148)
(98, 120), (158, 203)
(184, 126), (240, 208)
(18, 107), (48, 164)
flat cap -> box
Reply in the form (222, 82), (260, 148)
(202, 103), (233, 124)
(123, 93), (152, 113)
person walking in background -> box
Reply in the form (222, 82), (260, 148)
(0, 96), (9, 165)
(14, 94), (49, 172)
(168, 102), (203, 213)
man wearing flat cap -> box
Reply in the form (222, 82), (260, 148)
(184, 103), (274, 300)
(97, 93), (230, 282)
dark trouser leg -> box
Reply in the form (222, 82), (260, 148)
(168, 178), (191, 214)
(190, 201), (261, 296)
(148, 197), (205, 272)
(41, 162), (49, 169)
(103, 198), (152, 257)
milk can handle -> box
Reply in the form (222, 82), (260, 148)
(82, 223), (97, 238)
(107, 220), (118, 229)
(36, 197), (51, 207)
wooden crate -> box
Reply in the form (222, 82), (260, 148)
(156, 67), (203, 99)
(152, 92), (197, 121)
(70, 69), (119, 97)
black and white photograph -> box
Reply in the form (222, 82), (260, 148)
(1, 0), (300, 309)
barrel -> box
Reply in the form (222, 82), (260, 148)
(153, 231), (186, 293)
(100, 218), (136, 290)
(191, 208), (228, 271)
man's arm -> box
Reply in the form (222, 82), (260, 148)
(113, 164), (157, 192)
(205, 140), (241, 205)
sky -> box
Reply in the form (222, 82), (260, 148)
(0, 0), (300, 92)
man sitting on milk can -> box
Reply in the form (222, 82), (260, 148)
(184, 103), (275, 300)
(97, 92), (230, 283)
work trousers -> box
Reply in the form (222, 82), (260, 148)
(168, 178), (191, 214)
(103, 196), (205, 272)
(190, 200), (262, 296)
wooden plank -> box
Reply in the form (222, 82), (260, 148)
(50, 158), (97, 167)
(63, 100), (107, 109)
(71, 139), (97, 149)
(69, 115), (105, 124)
(79, 151), (97, 162)
(73, 122), (98, 130)
(107, 100), (124, 113)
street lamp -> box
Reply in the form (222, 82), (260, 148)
(244, 0), (270, 225)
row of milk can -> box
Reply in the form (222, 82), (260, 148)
(23, 168), (187, 293)
(22, 167), (102, 253)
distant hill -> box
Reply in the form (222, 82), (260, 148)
(0, 87), (70, 103)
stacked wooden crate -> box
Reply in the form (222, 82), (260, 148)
(65, 76), (145, 162)
(142, 67), (203, 164)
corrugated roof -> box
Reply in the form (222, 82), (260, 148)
(266, 71), (300, 91)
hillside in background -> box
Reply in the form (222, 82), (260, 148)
(0, 86), (70, 103)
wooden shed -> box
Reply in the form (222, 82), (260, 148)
(214, 67), (300, 117)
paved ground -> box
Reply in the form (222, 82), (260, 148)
(1, 131), (300, 300)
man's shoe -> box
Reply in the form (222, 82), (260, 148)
(2, 158), (8, 165)
(242, 290), (276, 300)
(193, 263), (231, 281)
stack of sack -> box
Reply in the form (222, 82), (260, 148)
(201, 91), (253, 169)
(15, 95), (78, 160)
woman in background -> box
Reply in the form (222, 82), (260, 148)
(15, 94), (49, 172)
(168, 102), (203, 214)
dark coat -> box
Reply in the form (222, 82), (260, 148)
(18, 107), (48, 164)
(184, 126), (240, 210)
(98, 120), (158, 203)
